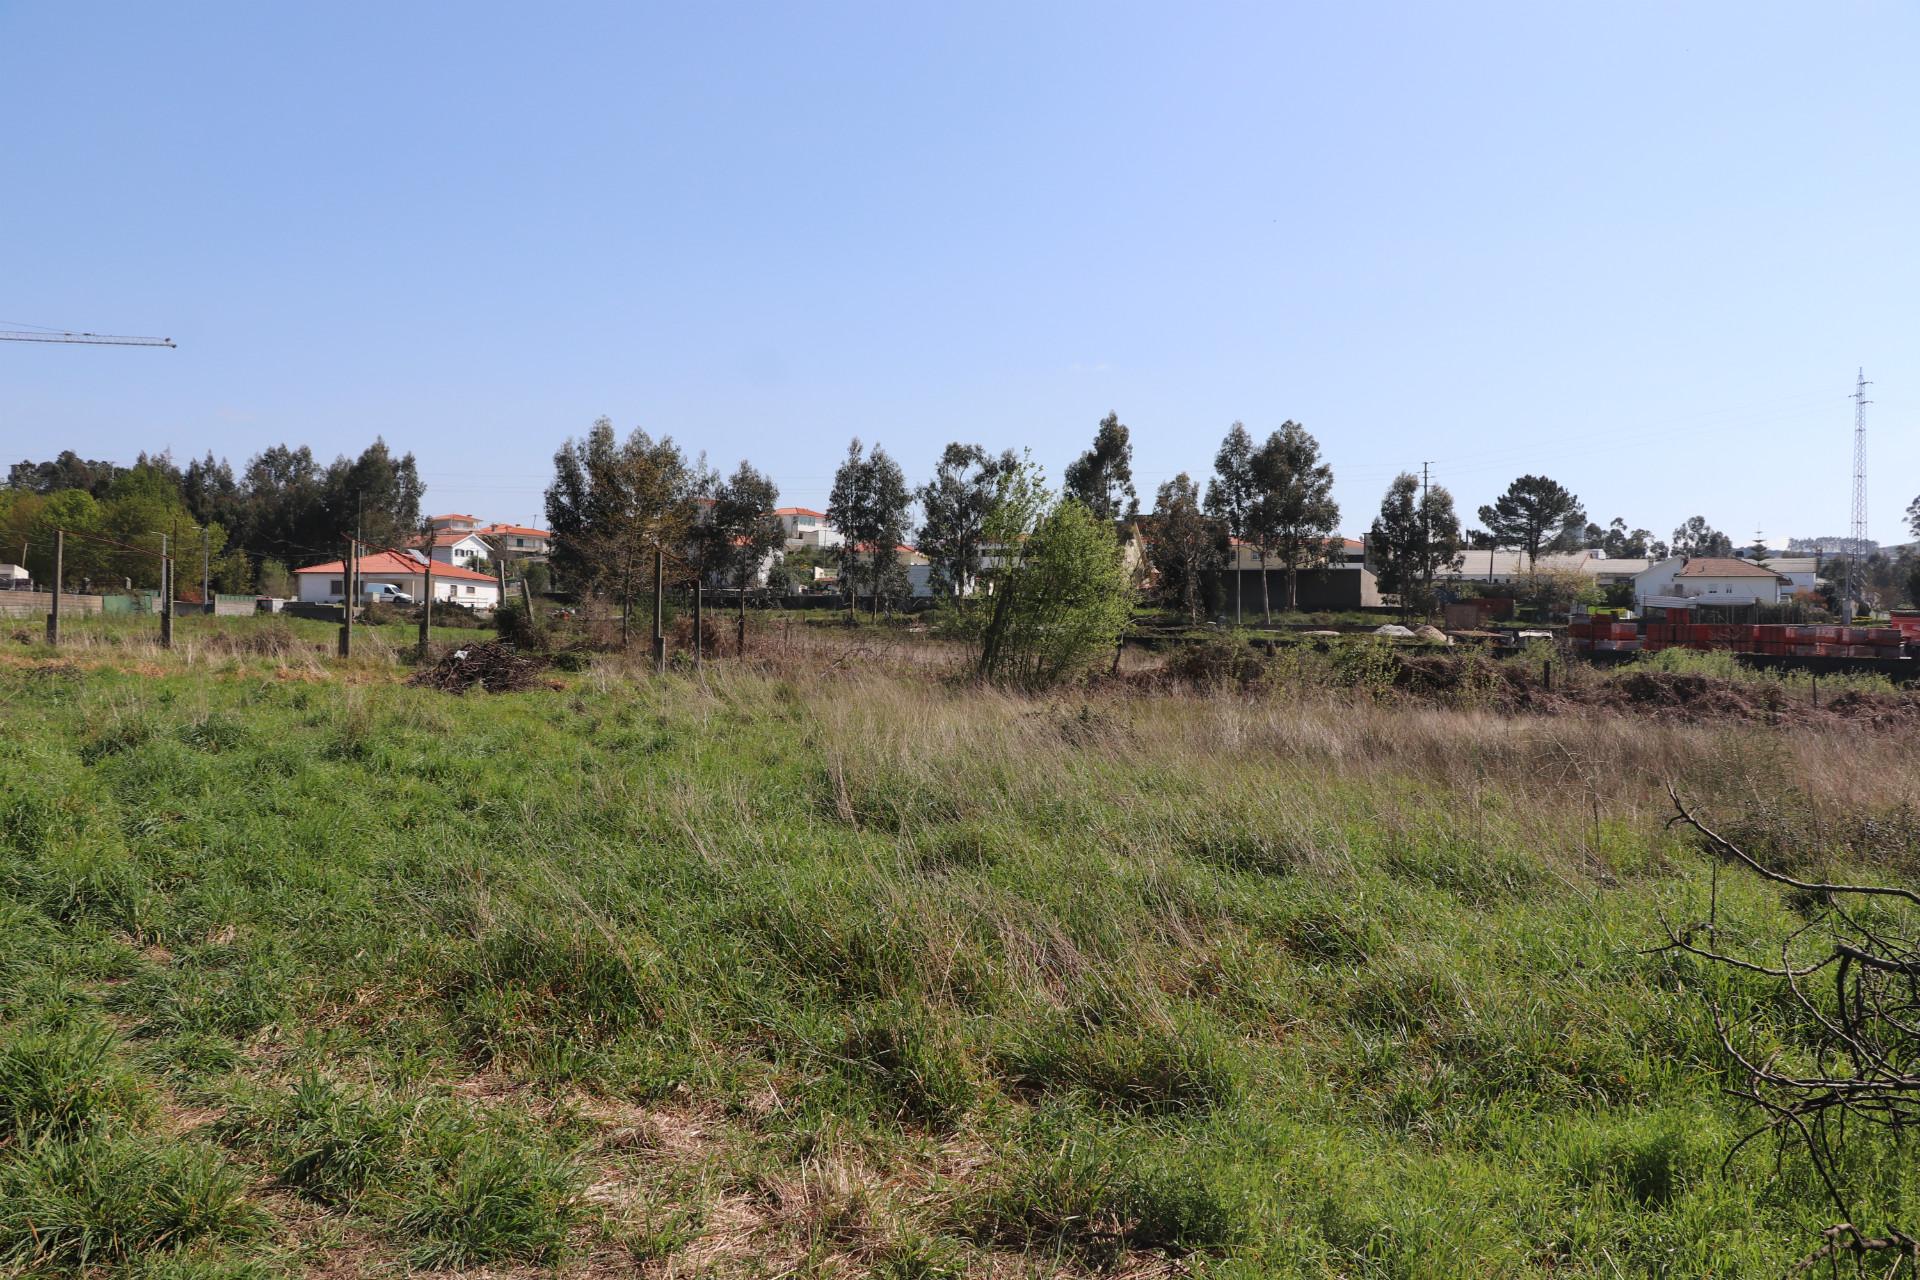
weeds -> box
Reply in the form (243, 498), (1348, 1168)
(0, 623), (1914, 1273)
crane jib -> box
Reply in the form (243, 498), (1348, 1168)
(0, 331), (175, 347)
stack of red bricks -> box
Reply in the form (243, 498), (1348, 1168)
(1743, 624), (1904, 658)
(1570, 613), (1908, 658)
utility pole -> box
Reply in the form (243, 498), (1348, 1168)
(339, 537), (354, 658)
(46, 529), (63, 646)
(1845, 369), (1871, 619)
(494, 543), (508, 618)
(652, 544), (666, 673)
(158, 533), (173, 649)
(693, 578), (703, 673)
(1420, 461), (1434, 607)
(620, 548), (634, 649)
(418, 549), (433, 660)
(738, 573), (748, 656)
(200, 526), (210, 615)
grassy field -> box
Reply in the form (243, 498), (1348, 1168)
(2, 616), (1917, 1276)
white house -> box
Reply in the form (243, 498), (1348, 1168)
(477, 523), (553, 560)
(427, 513), (480, 534)
(424, 531), (493, 568)
(775, 507), (844, 550)
(1756, 556), (1822, 596)
(0, 564), (31, 591)
(294, 551), (503, 609)
(1632, 555), (1791, 608)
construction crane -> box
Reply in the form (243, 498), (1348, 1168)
(1, 327), (174, 347)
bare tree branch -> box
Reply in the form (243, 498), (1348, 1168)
(1659, 788), (1920, 1275)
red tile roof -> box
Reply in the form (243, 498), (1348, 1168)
(775, 507), (826, 518)
(294, 551), (498, 583)
(1675, 557), (1789, 579)
(427, 530), (486, 547)
(477, 524), (550, 539)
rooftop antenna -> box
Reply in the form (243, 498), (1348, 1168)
(1845, 368), (1871, 616)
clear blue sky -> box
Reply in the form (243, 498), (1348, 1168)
(4, 2), (1915, 545)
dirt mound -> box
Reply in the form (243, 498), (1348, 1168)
(1395, 654), (1920, 729)
(1595, 671), (1788, 720)
(409, 642), (547, 693)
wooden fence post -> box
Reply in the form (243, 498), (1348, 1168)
(652, 544), (666, 674)
(160, 554), (174, 650)
(338, 540), (354, 658)
(418, 555), (433, 659)
(46, 529), (63, 646)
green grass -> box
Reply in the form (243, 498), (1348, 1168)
(1, 623), (1917, 1274)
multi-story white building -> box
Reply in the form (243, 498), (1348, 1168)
(424, 531), (493, 568)
(775, 507), (843, 550)
(478, 524), (552, 560)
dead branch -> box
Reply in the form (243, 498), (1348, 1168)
(1658, 787), (1920, 1276)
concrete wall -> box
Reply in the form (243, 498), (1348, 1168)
(0, 592), (105, 619)
(1210, 567), (1380, 613)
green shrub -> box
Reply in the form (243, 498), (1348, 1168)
(976, 494), (1134, 688)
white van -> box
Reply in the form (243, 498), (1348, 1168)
(360, 583), (415, 606)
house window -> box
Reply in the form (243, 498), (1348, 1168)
(329, 579), (343, 594)
(462, 585), (473, 595)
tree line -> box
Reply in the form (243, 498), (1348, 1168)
(6, 418), (1834, 618)
(541, 420), (1137, 684)
(2, 442), (423, 594)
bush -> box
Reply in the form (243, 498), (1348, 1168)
(977, 499), (1133, 688)
(492, 602), (541, 649)
(430, 601), (488, 629)
(1167, 630), (1269, 689)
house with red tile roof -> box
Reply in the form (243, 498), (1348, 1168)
(423, 529), (494, 568)
(1632, 555), (1792, 608)
(774, 507), (842, 550)
(293, 551), (502, 609)
(476, 523), (552, 559)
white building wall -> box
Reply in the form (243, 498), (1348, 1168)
(296, 572), (501, 609)
(1633, 559), (1786, 607)
(430, 535), (492, 567)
